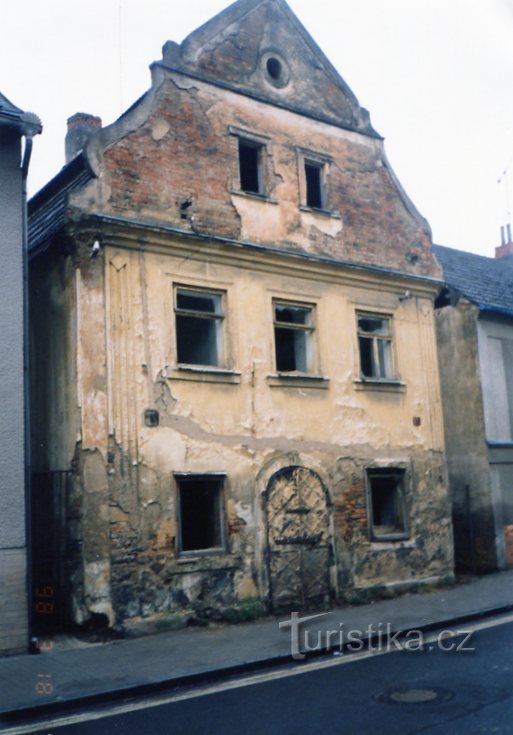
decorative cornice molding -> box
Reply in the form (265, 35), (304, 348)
(80, 212), (442, 298)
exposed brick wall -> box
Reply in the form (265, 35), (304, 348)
(100, 78), (439, 279)
(334, 477), (368, 544)
(104, 82), (241, 241)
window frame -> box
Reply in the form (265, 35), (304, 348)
(238, 138), (265, 196)
(174, 286), (226, 369)
(297, 148), (333, 214)
(366, 467), (409, 542)
(304, 159), (326, 210)
(175, 473), (227, 557)
(229, 127), (271, 199)
(356, 311), (396, 382)
(273, 299), (316, 374)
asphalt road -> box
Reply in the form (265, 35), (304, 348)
(21, 616), (513, 734)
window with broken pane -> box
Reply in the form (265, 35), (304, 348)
(357, 313), (394, 380)
(367, 468), (408, 541)
(274, 301), (314, 373)
(176, 476), (225, 554)
(175, 288), (224, 367)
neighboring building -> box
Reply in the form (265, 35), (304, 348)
(434, 240), (513, 574)
(29, 0), (453, 631)
(0, 92), (41, 654)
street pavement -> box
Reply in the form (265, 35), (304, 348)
(1, 569), (513, 723)
(26, 616), (513, 735)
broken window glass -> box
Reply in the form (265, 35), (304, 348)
(175, 288), (224, 367)
(357, 314), (394, 379)
(274, 302), (314, 373)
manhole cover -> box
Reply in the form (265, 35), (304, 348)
(377, 687), (454, 705)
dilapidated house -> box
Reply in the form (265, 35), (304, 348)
(435, 239), (513, 574)
(29, 0), (453, 632)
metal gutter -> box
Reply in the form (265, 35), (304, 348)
(478, 305), (513, 319)
(20, 118), (42, 651)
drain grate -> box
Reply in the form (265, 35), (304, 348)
(377, 687), (454, 705)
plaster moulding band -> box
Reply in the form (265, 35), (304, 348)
(90, 214), (442, 300)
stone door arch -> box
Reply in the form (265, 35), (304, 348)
(266, 466), (331, 611)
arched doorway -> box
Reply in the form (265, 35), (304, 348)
(266, 466), (331, 611)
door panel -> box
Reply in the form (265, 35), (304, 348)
(266, 467), (331, 610)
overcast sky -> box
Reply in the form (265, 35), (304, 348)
(2, 0), (513, 255)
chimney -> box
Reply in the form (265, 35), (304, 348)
(495, 223), (513, 258)
(65, 112), (102, 162)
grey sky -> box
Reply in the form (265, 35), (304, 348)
(2, 0), (512, 255)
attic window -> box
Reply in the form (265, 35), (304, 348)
(267, 57), (282, 81)
(262, 52), (289, 88)
(305, 161), (325, 209)
(297, 149), (333, 213)
(238, 139), (264, 195)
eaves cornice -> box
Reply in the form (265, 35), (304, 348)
(81, 212), (442, 298)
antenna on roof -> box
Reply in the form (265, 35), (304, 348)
(498, 154), (513, 232)
(497, 154), (513, 255)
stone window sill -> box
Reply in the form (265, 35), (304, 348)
(267, 373), (330, 389)
(369, 536), (414, 549)
(164, 366), (241, 384)
(174, 553), (240, 572)
(353, 378), (406, 393)
(299, 205), (341, 219)
(231, 189), (278, 204)
(178, 548), (226, 560)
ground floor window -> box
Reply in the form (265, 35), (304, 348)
(176, 475), (226, 554)
(366, 468), (409, 541)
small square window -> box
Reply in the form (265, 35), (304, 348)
(274, 301), (314, 373)
(175, 288), (224, 367)
(357, 313), (394, 380)
(367, 468), (408, 541)
(177, 476), (225, 554)
(238, 139), (264, 195)
(304, 161), (325, 209)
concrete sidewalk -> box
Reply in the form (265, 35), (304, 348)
(1, 570), (513, 721)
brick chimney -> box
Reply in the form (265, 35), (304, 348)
(65, 112), (102, 163)
(495, 224), (513, 258)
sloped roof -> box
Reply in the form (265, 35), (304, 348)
(157, 0), (379, 138)
(0, 91), (23, 117)
(433, 244), (513, 317)
(0, 91), (42, 134)
(28, 154), (93, 257)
